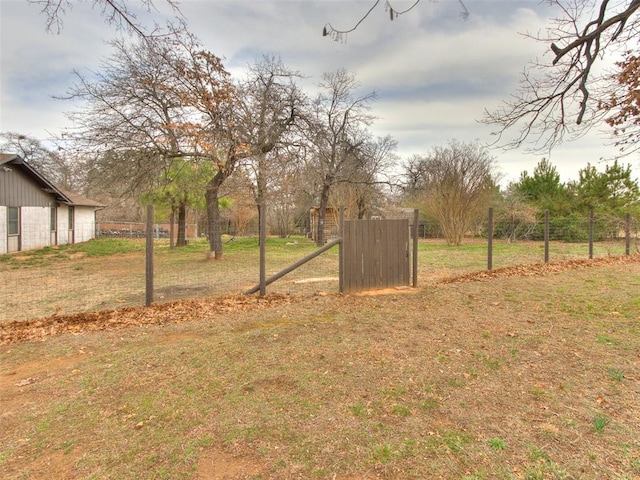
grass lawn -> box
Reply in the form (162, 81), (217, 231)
(1, 252), (639, 478)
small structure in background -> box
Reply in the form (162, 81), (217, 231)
(0, 153), (105, 254)
(308, 206), (340, 243)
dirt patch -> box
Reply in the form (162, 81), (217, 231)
(0, 353), (87, 412)
(196, 449), (264, 479)
(352, 286), (419, 296)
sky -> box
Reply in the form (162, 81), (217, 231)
(0, 0), (632, 186)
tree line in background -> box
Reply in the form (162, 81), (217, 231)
(1, 30), (399, 257)
(496, 158), (640, 244)
(3, 1), (640, 255)
(403, 144), (639, 246)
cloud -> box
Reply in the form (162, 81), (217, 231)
(0, 0), (629, 184)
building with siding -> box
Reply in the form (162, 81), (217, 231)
(0, 153), (105, 254)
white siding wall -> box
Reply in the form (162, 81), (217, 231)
(0, 204), (97, 253)
(0, 207), (6, 254)
(74, 207), (97, 243)
(57, 204), (70, 245)
(20, 206), (51, 251)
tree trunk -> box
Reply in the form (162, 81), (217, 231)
(169, 207), (175, 249)
(176, 201), (187, 247)
(316, 181), (331, 246)
(206, 170), (227, 260)
(357, 194), (366, 219)
(255, 153), (268, 246)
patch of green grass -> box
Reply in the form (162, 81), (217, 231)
(593, 414), (609, 433)
(392, 405), (411, 416)
(440, 429), (473, 454)
(466, 367), (479, 379)
(419, 396), (440, 411)
(383, 385), (408, 398)
(0, 449), (11, 467)
(531, 386), (548, 400)
(67, 238), (145, 257)
(57, 440), (76, 455)
(221, 235), (316, 253)
(524, 445), (573, 479)
(487, 437), (507, 451)
(597, 335), (620, 345)
(608, 367), (624, 382)
(446, 377), (467, 388)
(0, 238), (145, 270)
(370, 444), (394, 463)
(350, 403), (366, 417)
(482, 356), (503, 371)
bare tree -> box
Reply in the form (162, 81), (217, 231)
(63, 30), (243, 259)
(0, 132), (83, 190)
(234, 55), (305, 233)
(350, 134), (398, 219)
(494, 186), (539, 243)
(484, 0), (640, 151)
(322, 0), (470, 42)
(307, 69), (377, 245)
(325, 134), (398, 219)
(30, 0), (181, 37)
(64, 36), (186, 191)
(262, 144), (308, 237)
(404, 140), (499, 246)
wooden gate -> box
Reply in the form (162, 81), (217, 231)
(341, 219), (410, 293)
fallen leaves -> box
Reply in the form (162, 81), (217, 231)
(438, 254), (640, 284)
(0, 293), (293, 346)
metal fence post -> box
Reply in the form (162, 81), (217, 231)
(544, 210), (550, 263)
(413, 209), (419, 288)
(626, 213), (631, 256)
(339, 207), (344, 294)
(145, 204), (154, 307)
(589, 207), (594, 260)
(487, 207), (493, 271)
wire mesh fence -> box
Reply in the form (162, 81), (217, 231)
(1, 210), (638, 323)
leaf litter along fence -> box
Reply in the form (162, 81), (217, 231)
(1, 208), (639, 323)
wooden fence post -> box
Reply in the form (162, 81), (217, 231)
(259, 204), (266, 297)
(487, 207), (493, 271)
(145, 204), (154, 307)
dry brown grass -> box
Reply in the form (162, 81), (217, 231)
(1, 255), (639, 479)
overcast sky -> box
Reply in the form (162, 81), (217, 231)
(0, 0), (630, 186)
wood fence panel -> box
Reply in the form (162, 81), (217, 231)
(342, 219), (410, 293)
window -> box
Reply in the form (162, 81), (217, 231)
(68, 206), (74, 230)
(51, 207), (57, 232)
(8, 207), (19, 235)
